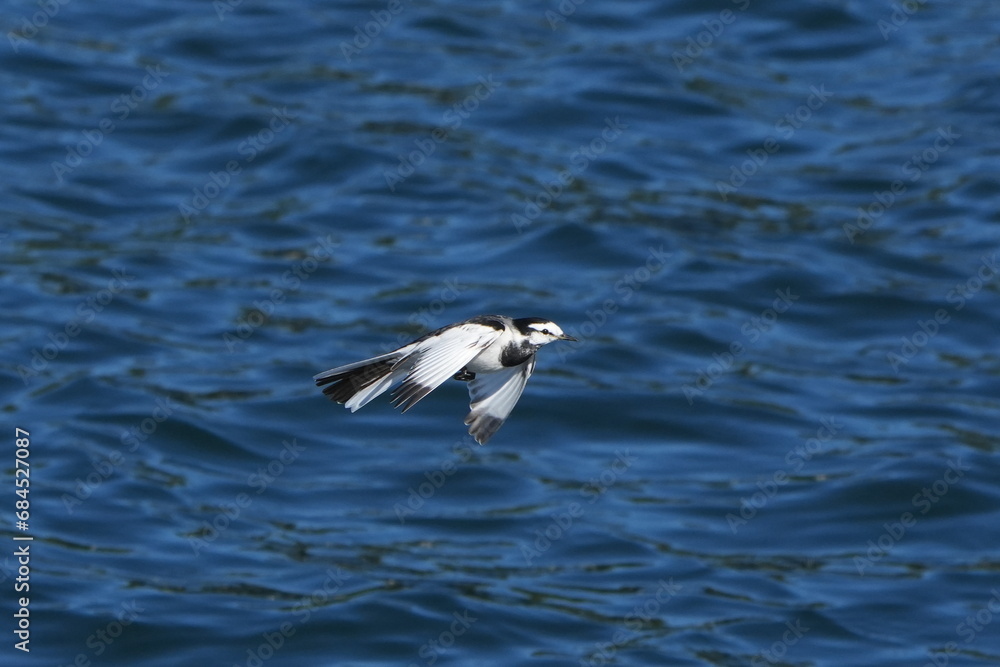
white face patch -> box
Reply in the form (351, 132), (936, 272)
(528, 321), (565, 340)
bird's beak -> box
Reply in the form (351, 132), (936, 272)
(559, 334), (578, 342)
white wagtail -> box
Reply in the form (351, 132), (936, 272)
(314, 315), (576, 444)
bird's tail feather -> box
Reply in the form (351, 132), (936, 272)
(314, 353), (406, 409)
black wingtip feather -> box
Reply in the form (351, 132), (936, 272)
(390, 380), (434, 412)
(465, 414), (504, 445)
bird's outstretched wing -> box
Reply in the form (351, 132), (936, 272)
(464, 356), (535, 444)
(390, 323), (502, 412)
(316, 321), (504, 413)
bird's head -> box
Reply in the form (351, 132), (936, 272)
(516, 318), (578, 347)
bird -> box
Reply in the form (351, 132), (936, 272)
(314, 315), (576, 444)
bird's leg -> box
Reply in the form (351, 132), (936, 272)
(452, 368), (476, 382)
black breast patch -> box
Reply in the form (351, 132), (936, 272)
(500, 342), (533, 367)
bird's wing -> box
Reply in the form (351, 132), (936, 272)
(391, 322), (503, 412)
(464, 355), (535, 444)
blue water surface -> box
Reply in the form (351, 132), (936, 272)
(2, 1), (1000, 666)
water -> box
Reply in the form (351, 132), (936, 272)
(2, 1), (1000, 665)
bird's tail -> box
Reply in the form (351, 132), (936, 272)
(314, 353), (408, 411)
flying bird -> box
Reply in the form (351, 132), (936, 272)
(314, 315), (576, 444)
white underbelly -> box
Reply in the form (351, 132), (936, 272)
(465, 344), (504, 373)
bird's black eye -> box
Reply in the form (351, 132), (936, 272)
(541, 329), (550, 335)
